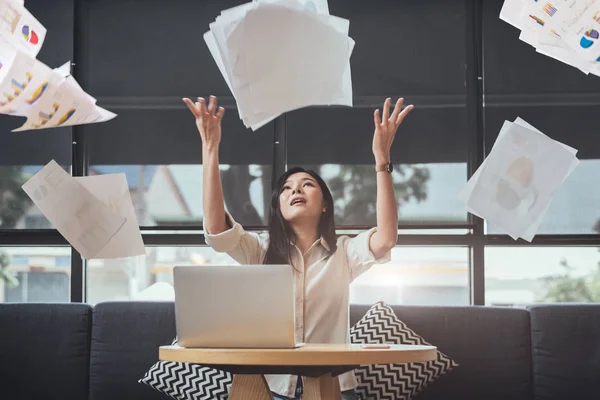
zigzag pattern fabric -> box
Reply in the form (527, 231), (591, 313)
(349, 302), (458, 400)
(138, 338), (232, 400)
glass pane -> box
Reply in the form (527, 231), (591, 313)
(87, 164), (272, 227)
(0, 247), (71, 303)
(350, 246), (470, 306)
(86, 246), (238, 304)
(286, 163), (466, 226)
(485, 247), (600, 306)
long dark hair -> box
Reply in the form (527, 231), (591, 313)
(263, 167), (337, 266)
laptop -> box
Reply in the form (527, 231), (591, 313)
(173, 264), (300, 349)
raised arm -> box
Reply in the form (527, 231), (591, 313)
(370, 97), (414, 258)
(183, 95), (227, 235)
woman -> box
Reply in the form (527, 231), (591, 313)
(183, 95), (413, 400)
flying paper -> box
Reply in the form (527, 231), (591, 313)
(74, 173), (146, 259)
(204, 0), (354, 130)
(500, 0), (600, 76)
(0, 0), (116, 131)
(458, 118), (579, 241)
(22, 160), (146, 259)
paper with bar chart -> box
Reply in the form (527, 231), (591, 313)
(0, 0), (116, 132)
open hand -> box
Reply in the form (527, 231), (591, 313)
(183, 95), (225, 151)
(372, 97), (413, 163)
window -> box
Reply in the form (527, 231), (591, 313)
(0, 247), (71, 303)
(1, 0), (598, 306)
(350, 246), (470, 306)
(287, 161), (467, 227)
(86, 246), (237, 304)
(87, 164), (273, 227)
(485, 247), (600, 306)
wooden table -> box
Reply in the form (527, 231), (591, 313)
(159, 343), (437, 400)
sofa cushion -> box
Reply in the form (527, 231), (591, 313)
(350, 301), (457, 400)
(0, 303), (92, 400)
(139, 337), (233, 400)
(89, 301), (176, 400)
(528, 304), (600, 400)
(350, 304), (533, 400)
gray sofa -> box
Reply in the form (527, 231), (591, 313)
(0, 302), (599, 400)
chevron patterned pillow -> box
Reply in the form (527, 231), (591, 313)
(138, 338), (233, 400)
(349, 301), (458, 400)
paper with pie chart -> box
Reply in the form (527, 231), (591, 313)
(560, 4), (600, 62)
(500, 0), (600, 77)
(0, 1), (117, 130)
(0, 0), (46, 57)
(205, 0), (355, 131)
(458, 118), (580, 241)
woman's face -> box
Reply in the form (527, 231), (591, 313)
(279, 172), (325, 224)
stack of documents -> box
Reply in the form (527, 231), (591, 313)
(500, 0), (600, 76)
(0, 0), (116, 132)
(22, 160), (146, 259)
(458, 118), (580, 241)
(204, 0), (355, 131)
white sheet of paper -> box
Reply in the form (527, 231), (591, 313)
(499, 0), (525, 29)
(205, 0), (353, 130)
(75, 174), (146, 259)
(508, 118), (579, 241)
(93, 106), (117, 123)
(459, 118), (579, 241)
(460, 126), (577, 242)
(535, 42), (593, 73)
(254, 0), (330, 15)
(0, 0), (46, 57)
(470, 128), (575, 238)
(226, 3), (351, 117)
(519, 28), (539, 47)
(21, 160), (126, 259)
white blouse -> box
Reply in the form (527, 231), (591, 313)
(205, 213), (391, 398)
